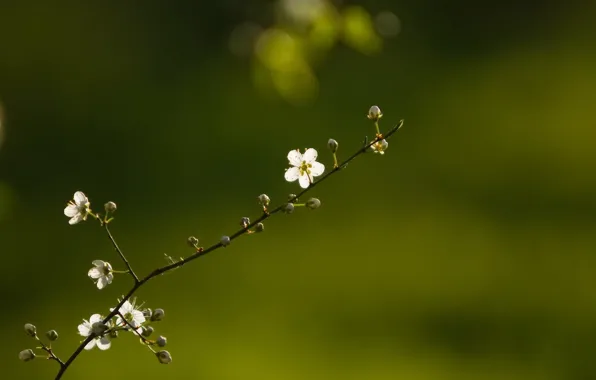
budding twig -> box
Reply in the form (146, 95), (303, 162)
(53, 119), (404, 380)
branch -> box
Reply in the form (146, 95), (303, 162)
(105, 224), (139, 283)
(54, 120), (404, 380)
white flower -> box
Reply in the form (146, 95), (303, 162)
(112, 299), (146, 333)
(64, 191), (90, 225)
(284, 148), (325, 189)
(77, 314), (111, 350)
(88, 260), (114, 290)
(370, 139), (389, 155)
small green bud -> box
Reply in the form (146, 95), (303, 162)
(141, 326), (154, 337)
(156, 350), (172, 364)
(367, 105), (382, 121)
(220, 235), (231, 247)
(327, 139), (338, 153)
(104, 201), (117, 213)
(240, 217), (250, 228)
(255, 222), (264, 233)
(156, 335), (167, 347)
(24, 323), (36, 337)
(187, 236), (199, 248)
(91, 322), (108, 336)
(258, 194), (270, 206)
(306, 198), (321, 210)
(110, 330), (119, 338)
(151, 308), (165, 322)
(284, 203), (295, 214)
(45, 330), (59, 341)
(19, 349), (36, 362)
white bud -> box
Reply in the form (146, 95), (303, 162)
(104, 201), (117, 213)
(19, 349), (36, 362)
(156, 350), (172, 364)
(220, 235), (231, 247)
(156, 335), (167, 347)
(367, 105), (382, 121)
(240, 217), (250, 228)
(288, 194), (297, 201)
(24, 323), (36, 337)
(151, 308), (165, 322)
(327, 139), (338, 153)
(255, 222), (264, 233)
(306, 198), (321, 210)
(258, 194), (270, 206)
(284, 203), (295, 214)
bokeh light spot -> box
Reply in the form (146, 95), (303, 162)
(375, 11), (401, 38)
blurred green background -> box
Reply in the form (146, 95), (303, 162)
(2, 0), (596, 379)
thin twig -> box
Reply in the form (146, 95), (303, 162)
(54, 120), (404, 380)
(105, 224), (139, 283)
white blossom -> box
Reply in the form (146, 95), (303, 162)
(284, 148), (325, 189)
(370, 139), (389, 155)
(112, 299), (146, 333)
(77, 314), (111, 350)
(64, 191), (90, 225)
(88, 260), (114, 290)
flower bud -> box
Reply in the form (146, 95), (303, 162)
(143, 308), (153, 319)
(258, 194), (270, 206)
(327, 139), (338, 153)
(91, 321), (108, 336)
(220, 235), (231, 247)
(306, 198), (321, 210)
(240, 217), (250, 228)
(104, 201), (117, 213)
(187, 236), (199, 248)
(367, 105), (382, 121)
(151, 308), (165, 322)
(110, 330), (119, 338)
(45, 330), (59, 341)
(284, 203), (295, 214)
(24, 323), (36, 337)
(288, 194), (297, 201)
(141, 326), (154, 337)
(255, 222), (264, 233)
(156, 350), (172, 364)
(19, 349), (35, 362)
(156, 335), (167, 347)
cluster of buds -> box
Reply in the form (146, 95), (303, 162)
(19, 323), (60, 363)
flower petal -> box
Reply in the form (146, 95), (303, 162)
(69, 214), (84, 225)
(88, 267), (102, 279)
(97, 276), (108, 289)
(89, 314), (102, 324)
(78, 321), (90, 337)
(132, 310), (146, 325)
(298, 173), (311, 189)
(64, 204), (79, 217)
(84, 339), (96, 350)
(287, 149), (302, 167)
(302, 148), (318, 163)
(96, 337), (111, 350)
(284, 167), (300, 182)
(91, 260), (105, 267)
(73, 191), (88, 206)
(310, 161), (325, 177)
